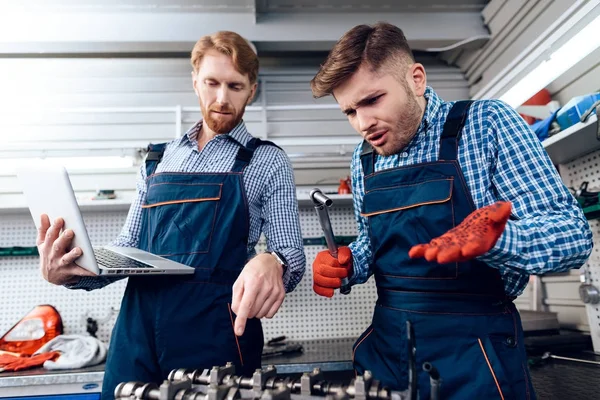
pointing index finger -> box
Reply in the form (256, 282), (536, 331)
(234, 284), (259, 336)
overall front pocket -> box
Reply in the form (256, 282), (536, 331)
(362, 178), (461, 278)
(142, 182), (222, 255)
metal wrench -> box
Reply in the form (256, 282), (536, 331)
(309, 188), (351, 295)
(542, 351), (600, 366)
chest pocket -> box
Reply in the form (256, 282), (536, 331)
(362, 178), (458, 278)
(142, 182), (222, 256)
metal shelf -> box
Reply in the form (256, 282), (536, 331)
(542, 113), (599, 165)
(0, 192), (355, 214)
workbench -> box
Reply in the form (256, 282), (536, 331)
(1, 338), (599, 399)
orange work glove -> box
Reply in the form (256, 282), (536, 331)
(0, 351), (60, 372)
(313, 246), (353, 298)
(409, 201), (512, 264)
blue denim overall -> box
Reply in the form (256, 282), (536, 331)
(352, 101), (536, 399)
(102, 138), (266, 399)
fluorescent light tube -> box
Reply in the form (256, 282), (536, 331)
(500, 13), (600, 108)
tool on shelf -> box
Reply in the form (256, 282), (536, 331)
(571, 181), (600, 220)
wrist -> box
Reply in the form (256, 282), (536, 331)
(263, 251), (287, 276)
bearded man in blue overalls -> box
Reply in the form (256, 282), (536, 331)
(310, 22), (593, 400)
(36, 31), (305, 399)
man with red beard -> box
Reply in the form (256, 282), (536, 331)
(35, 31), (305, 399)
(310, 22), (592, 399)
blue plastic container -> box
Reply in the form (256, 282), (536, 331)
(556, 93), (600, 130)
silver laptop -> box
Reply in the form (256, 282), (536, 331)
(16, 164), (195, 276)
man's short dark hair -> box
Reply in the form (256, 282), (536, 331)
(311, 22), (415, 98)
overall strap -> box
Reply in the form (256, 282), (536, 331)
(231, 138), (282, 172)
(359, 140), (375, 176)
(144, 143), (168, 177)
(438, 100), (474, 161)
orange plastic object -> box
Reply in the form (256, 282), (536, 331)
(0, 305), (63, 356)
(520, 89), (552, 125)
(338, 176), (351, 194)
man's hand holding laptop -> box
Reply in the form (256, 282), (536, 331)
(37, 214), (96, 285)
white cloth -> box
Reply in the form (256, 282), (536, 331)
(33, 334), (107, 370)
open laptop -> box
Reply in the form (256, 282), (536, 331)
(16, 164), (195, 276)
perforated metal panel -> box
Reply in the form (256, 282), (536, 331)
(262, 205), (377, 341)
(562, 149), (600, 352)
(0, 211), (127, 344)
(0, 203), (376, 345)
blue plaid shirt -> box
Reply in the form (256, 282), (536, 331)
(70, 120), (306, 293)
(348, 87), (593, 296)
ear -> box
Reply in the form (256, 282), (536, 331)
(406, 63), (427, 97)
(191, 71), (200, 97)
(246, 82), (258, 105)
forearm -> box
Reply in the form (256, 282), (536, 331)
(480, 213), (593, 275)
(481, 100), (594, 275)
(261, 152), (306, 293)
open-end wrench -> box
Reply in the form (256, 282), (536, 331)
(309, 188), (351, 295)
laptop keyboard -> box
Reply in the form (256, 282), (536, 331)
(94, 248), (155, 269)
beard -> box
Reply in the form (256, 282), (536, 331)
(202, 101), (246, 134)
(375, 90), (423, 156)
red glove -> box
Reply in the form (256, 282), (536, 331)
(409, 201), (512, 264)
(0, 351), (60, 372)
(313, 246), (353, 298)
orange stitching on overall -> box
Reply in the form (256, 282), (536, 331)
(360, 196), (452, 217)
(364, 178), (453, 194)
(364, 161), (457, 178)
(227, 304), (244, 367)
(352, 328), (374, 377)
(142, 197), (220, 209)
(148, 182), (222, 188)
(478, 338), (505, 400)
(147, 171), (243, 179)
(362, 177), (453, 217)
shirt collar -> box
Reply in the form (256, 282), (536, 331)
(179, 119), (252, 148)
(422, 86), (443, 128)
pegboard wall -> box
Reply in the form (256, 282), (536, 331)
(0, 211), (128, 343)
(562, 149), (600, 353)
(0, 202), (377, 346)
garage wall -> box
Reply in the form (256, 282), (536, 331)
(0, 55), (468, 207)
(546, 46), (600, 105)
(442, 0), (583, 98)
